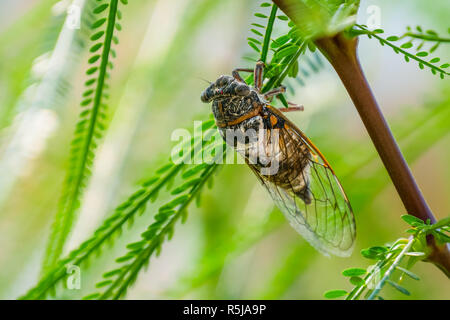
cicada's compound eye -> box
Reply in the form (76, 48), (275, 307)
(216, 75), (232, 87)
(235, 84), (250, 96)
(200, 90), (209, 103)
(200, 86), (213, 103)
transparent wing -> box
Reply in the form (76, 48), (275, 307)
(248, 108), (356, 257)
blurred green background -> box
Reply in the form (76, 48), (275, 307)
(0, 0), (449, 299)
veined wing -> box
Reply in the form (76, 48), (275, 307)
(248, 106), (356, 257)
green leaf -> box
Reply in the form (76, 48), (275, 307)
(156, 163), (173, 174)
(248, 42), (260, 53)
(91, 31), (105, 41)
(171, 179), (200, 195)
(271, 35), (291, 49)
(92, 18), (107, 29)
(182, 164), (208, 179)
(82, 293), (100, 300)
(405, 251), (425, 257)
(94, 4), (109, 14)
(251, 23), (265, 28)
(430, 57), (440, 63)
(288, 60), (299, 78)
(386, 36), (399, 41)
(401, 214), (425, 227)
(432, 230), (450, 244)
(103, 269), (122, 278)
(254, 13), (268, 19)
(81, 98), (92, 106)
(116, 254), (135, 263)
(395, 266), (420, 280)
(416, 51), (428, 57)
(86, 67), (98, 75)
(85, 80), (96, 88)
(324, 290), (348, 299)
(279, 0), (358, 40)
(275, 45), (298, 59)
(126, 241), (145, 250)
(129, 189), (145, 201)
(142, 176), (159, 187)
(342, 267), (366, 277)
(361, 246), (388, 260)
(400, 42), (413, 49)
(349, 276), (365, 286)
(160, 195), (190, 210)
(95, 280), (113, 288)
(248, 37), (261, 45)
(251, 29), (263, 37)
(88, 55), (101, 64)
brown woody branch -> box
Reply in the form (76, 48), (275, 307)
(272, 0), (450, 276)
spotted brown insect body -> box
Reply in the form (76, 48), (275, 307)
(201, 62), (356, 257)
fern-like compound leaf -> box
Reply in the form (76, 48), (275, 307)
(42, 0), (128, 274)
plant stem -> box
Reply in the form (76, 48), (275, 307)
(272, 0), (450, 276)
(367, 236), (415, 300)
(314, 33), (450, 276)
(315, 34), (434, 222)
(402, 32), (450, 43)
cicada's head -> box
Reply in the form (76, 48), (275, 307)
(200, 75), (251, 103)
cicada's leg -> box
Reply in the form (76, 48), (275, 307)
(254, 61), (264, 92)
(279, 102), (304, 112)
(263, 86), (286, 100)
(279, 106), (304, 112)
(265, 86), (304, 112)
(232, 68), (253, 83)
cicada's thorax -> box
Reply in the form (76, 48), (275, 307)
(201, 75), (312, 202)
(208, 84), (269, 167)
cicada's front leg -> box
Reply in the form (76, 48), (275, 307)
(264, 86), (304, 112)
(279, 102), (304, 112)
(263, 86), (286, 101)
(232, 60), (265, 92)
(253, 61), (264, 92)
(232, 68), (253, 83)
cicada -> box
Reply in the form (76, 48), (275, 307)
(201, 61), (356, 257)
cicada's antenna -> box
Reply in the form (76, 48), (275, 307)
(197, 76), (213, 85)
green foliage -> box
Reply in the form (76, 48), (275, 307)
(246, 2), (324, 106)
(0, 0), (66, 129)
(85, 164), (218, 299)
(15, 0), (450, 301)
(81, 2), (323, 299)
(21, 119), (221, 299)
(272, 0), (359, 40)
(397, 26), (450, 53)
(353, 24), (450, 79)
(22, 1), (327, 299)
(0, 0), (98, 209)
(42, 0), (129, 273)
(325, 216), (450, 300)
(167, 90), (450, 299)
